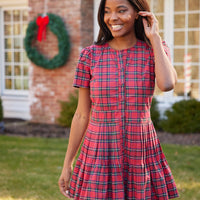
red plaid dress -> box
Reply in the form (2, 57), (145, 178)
(69, 40), (179, 200)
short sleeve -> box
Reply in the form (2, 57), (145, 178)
(73, 48), (91, 88)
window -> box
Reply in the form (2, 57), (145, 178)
(173, 0), (200, 99)
(148, 0), (200, 100)
(2, 8), (29, 95)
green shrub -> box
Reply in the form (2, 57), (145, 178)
(150, 97), (161, 130)
(0, 97), (3, 122)
(57, 91), (78, 127)
(161, 99), (200, 134)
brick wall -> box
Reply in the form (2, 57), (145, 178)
(81, 0), (94, 47)
(29, 0), (93, 124)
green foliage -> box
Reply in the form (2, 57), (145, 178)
(0, 97), (3, 121)
(57, 91), (78, 127)
(150, 97), (161, 130)
(24, 13), (71, 69)
(161, 99), (200, 133)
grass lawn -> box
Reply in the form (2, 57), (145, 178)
(0, 135), (200, 200)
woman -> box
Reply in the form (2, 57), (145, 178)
(58, 0), (179, 199)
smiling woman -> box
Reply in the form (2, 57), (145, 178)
(58, 0), (179, 199)
(103, 2), (138, 44)
(96, 0), (151, 46)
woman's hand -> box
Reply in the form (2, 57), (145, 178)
(138, 11), (160, 41)
(58, 165), (73, 198)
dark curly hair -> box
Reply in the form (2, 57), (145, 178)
(95, 0), (151, 45)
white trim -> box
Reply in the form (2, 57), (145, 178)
(174, 45), (200, 48)
(174, 10), (200, 14)
(1, 95), (30, 120)
(0, 0), (28, 7)
(93, 0), (100, 42)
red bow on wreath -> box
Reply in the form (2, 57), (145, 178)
(36, 15), (49, 42)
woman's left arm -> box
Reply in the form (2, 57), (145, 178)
(139, 11), (177, 91)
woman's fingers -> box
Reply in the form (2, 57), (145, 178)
(142, 17), (149, 28)
(138, 11), (159, 39)
(138, 11), (158, 25)
(58, 177), (71, 198)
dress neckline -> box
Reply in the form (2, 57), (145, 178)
(105, 39), (139, 52)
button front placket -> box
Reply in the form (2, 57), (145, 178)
(116, 50), (126, 170)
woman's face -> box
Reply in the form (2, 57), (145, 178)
(104, 0), (138, 39)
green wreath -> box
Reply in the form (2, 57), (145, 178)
(24, 13), (71, 70)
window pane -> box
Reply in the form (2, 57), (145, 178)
(14, 79), (22, 90)
(23, 65), (29, 76)
(14, 52), (21, 62)
(23, 79), (29, 90)
(156, 15), (164, 29)
(3, 9), (29, 92)
(174, 66), (184, 79)
(175, 66), (199, 80)
(191, 83), (199, 98)
(5, 79), (12, 89)
(23, 10), (28, 21)
(189, 0), (200, 11)
(4, 11), (12, 22)
(174, 14), (185, 28)
(191, 66), (199, 80)
(188, 48), (199, 62)
(5, 38), (12, 49)
(23, 24), (28, 36)
(174, 32), (185, 45)
(5, 52), (12, 62)
(5, 65), (12, 76)
(13, 10), (20, 22)
(153, 0), (164, 13)
(188, 31), (199, 45)
(14, 24), (21, 35)
(174, 82), (185, 96)
(4, 24), (12, 35)
(174, 49), (185, 62)
(159, 32), (164, 40)
(188, 14), (200, 28)
(23, 52), (29, 63)
(14, 65), (21, 76)
(14, 38), (21, 49)
(174, 0), (185, 11)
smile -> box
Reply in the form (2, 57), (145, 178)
(111, 25), (123, 31)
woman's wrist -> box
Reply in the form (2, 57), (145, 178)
(149, 33), (162, 46)
(63, 162), (73, 171)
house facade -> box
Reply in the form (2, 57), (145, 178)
(0, 0), (199, 123)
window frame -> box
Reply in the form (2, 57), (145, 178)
(173, 0), (200, 100)
(0, 6), (29, 96)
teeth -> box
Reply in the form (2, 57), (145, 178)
(111, 25), (123, 31)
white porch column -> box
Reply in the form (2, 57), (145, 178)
(93, 0), (101, 41)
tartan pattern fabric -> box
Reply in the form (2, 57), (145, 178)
(69, 40), (179, 200)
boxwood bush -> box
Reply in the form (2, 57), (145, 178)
(0, 97), (3, 122)
(57, 91), (78, 127)
(161, 99), (200, 134)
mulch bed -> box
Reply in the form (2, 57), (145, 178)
(1, 118), (200, 146)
